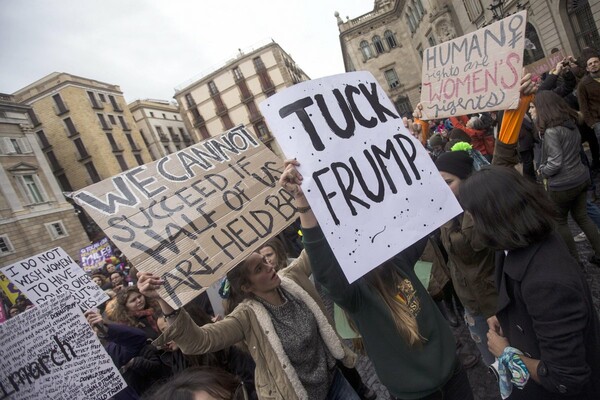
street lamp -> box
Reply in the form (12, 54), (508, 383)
(488, 0), (528, 21)
(488, 0), (505, 20)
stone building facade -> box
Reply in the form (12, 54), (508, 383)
(0, 94), (90, 266)
(12, 73), (152, 191)
(336, 0), (599, 114)
(128, 99), (192, 161)
(174, 41), (310, 158)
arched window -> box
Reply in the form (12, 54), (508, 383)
(385, 30), (398, 48)
(414, 0), (425, 18)
(373, 35), (385, 54)
(565, 0), (600, 52)
(523, 23), (545, 65)
(406, 12), (416, 33)
(360, 40), (373, 61)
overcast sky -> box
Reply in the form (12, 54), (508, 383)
(0, 0), (372, 102)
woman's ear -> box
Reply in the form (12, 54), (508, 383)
(240, 283), (252, 294)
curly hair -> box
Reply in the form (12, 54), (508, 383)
(106, 286), (161, 327)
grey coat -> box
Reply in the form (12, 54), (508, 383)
(539, 121), (588, 191)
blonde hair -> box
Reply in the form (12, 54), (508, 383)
(365, 262), (425, 346)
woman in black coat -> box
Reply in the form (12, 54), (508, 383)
(460, 165), (600, 399)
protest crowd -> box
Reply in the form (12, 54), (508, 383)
(2, 32), (600, 400)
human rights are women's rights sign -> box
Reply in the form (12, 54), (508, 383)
(71, 126), (296, 308)
(260, 71), (462, 283)
(419, 11), (527, 119)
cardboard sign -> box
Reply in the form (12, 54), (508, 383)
(0, 293), (126, 399)
(72, 126), (297, 308)
(524, 49), (566, 80)
(79, 238), (113, 272)
(260, 71), (462, 283)
(1, 248), (109, 311)
(420, 11), (527, 119)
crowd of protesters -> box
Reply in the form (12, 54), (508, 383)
(2, 48), (600, 400)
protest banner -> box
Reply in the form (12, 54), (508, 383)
(0, 298), (6, 324)
(1, 248), (109, 311)
(260, 71), (462, 283)
(0, 293), (126, 399)
(420, 11), (527, 119)
(79, 237), (113, 272)
(71, 125), (297, 308)
(524, 49), (566, 80)
(0, 272), (20, 305)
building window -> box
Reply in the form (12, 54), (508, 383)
(108, 95), (122, 112)
(427, 33), (437, 47)
(0, 235), (14, 256)
(463, 0), (484, 22)
(0, 137), (31, 154)
(46, 150), (62, 171)
(162, 113), (166, 119)
(18, 174), (46, 204)
(125, 133), (138, 150)
(384, 69), (400, 89)
(373, 35), (385, 54)
(407, 12), (417, 33)
(524, 23), (546, 65)
(85, 161), (101, 183)
(233, 67), (244, 80)
(198, 125), (210, 140)
(118, 115), (130, 130)
(156, 126), (164, 136)
(150, 111), (155, 117)
(163, 145), (171, 154)
(87, 91), (102, 109)
(384, 31), (398, 50)
(56, 173), (72, 191)
(417, 44), (424, 59)
(115, 154), (128, 171)
(134, 154), (144, 166)
(108, 115), (116, 125)
(52, 94), (69, 114)
(45, 221), (69, 240)
(395, 95), (413, 116)
(253, 57), (266, 71)
(98, 93), (107, 102)
(174, 115), (178, 120)
(97, 113), (111, 130)
(255, 122), (271, 141)
(208, 81), (219, 96)
(27, 109), (41, 126)
(105, 132), (120, 151)
(74, 138), (90, 158)
(184, 93), (196, 108)
(36, 130), (51, 149)
(360, 40), (373, 61)
(566, 0), (600, 53)
(222, 115), (234, 130)
(63, 117), (78, 137)
(414, 0), (425, 18)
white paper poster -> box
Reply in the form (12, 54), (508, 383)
(2, 247), (109, 311)
(260, 71), (462, 282)
(420, 11), (527, 119)
(0, 294), (126, 399)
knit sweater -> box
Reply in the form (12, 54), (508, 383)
(303, 226), (457, 399)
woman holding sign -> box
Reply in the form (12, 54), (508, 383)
(278, 160), (474, 400)
(138, 251), (360, 400)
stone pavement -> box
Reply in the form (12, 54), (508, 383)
(328, 195), (600, 400)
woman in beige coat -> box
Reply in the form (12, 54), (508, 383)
(138, 250), (358, 400)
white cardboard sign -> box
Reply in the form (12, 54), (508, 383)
(1, 247), (109, 311)
(260, 71), (462, 283)
(420, 11), (527, 119)
(0, 293), (126, 399)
